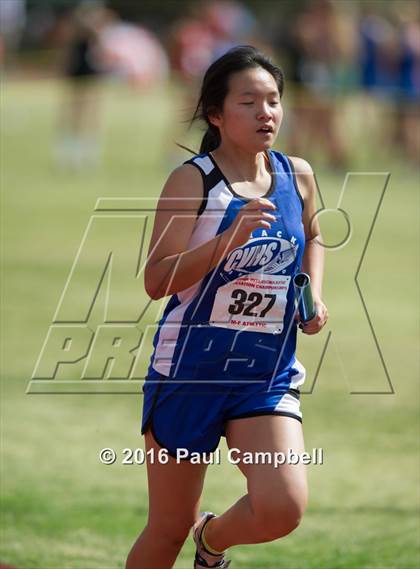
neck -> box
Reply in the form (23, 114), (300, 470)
(211, 143), (269, 182)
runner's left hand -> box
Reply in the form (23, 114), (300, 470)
(297, 298), (328, 335)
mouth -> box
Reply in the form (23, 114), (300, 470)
(257, 125), (274, 134)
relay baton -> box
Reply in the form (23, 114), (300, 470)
(293, 272), (316, 322)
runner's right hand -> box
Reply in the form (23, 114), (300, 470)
(223, 198), (277, 250)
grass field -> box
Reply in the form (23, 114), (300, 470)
(1, 78), (419, 569)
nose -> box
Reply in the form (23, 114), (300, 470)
(256, 101), (272, 121)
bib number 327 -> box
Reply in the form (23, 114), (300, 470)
(210, 273), (291, 334)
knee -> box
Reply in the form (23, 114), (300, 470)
(147, 517), (192, 548)
(125, 519), (192, 569)
(250, 489), (307, 541)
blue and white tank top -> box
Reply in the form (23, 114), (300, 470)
(147, 150), (306, 385)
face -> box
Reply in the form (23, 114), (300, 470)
(209, 66), (283, 152)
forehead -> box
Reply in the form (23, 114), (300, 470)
(227, 66), (279, 97)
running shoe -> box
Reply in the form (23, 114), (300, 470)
(192, 512), (231, 568)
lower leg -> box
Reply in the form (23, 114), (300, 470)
(126, 429), (207, 568)
(202, 494), (270, 551)
(126, 523), (187, 569)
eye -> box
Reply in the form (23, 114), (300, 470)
(240, 102), (254, 106)
(270, 101), (280, 106)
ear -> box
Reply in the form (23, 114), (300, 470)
(207, 108), (222, 129)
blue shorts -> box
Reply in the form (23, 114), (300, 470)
(141, 365), (304, 458)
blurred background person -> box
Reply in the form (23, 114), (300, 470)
(54, 1), (169, 170)
(98, 19), (169, 89)
(0, 0), (26, 70)
(359, 2), (420, 165)
(54, 1), (116, 170)
(167, 0), (262, 160)
(284, 0), (351, 169)
(358, 4), (401, 162)
(169, 0), (259, 86)
(359, 7), (400, 96)
(394, 3), (420, 164)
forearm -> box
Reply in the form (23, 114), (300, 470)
(146, 230), (234, 299)
(301, 236), (324, 300)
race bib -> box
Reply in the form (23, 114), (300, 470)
(209, 273), (291, 334)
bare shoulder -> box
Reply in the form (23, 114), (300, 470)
(288, 155), (314, 175)
(161, 163), (203, 199)
(147, 162), (205, 262)
(288, 155), (316, 202)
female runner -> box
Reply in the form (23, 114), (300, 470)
(126, 45), (328, 569)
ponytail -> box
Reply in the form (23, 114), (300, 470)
(175, 123), (220, 156)
(199, 125), (221, 154)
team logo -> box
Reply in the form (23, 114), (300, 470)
(221, 237), (297, 279)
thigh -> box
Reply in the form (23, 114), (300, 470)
(144, 428), (208, 529)
(225, 415), (308, 502)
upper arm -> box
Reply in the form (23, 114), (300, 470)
(146, 164), (204, 269)
(289, 156), (321, 242)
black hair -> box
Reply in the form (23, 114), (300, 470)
(184, 45), (284, 155)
